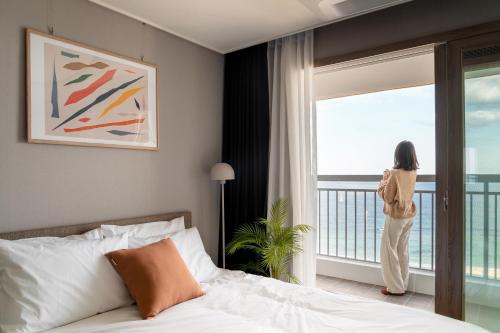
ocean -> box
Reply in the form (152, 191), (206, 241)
(317, 181), (499, 278)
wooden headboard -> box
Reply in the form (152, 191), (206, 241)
(0, 211), (191, 240)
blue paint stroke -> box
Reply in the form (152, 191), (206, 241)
(107, 130), (140, 136)
(51, 62), (59, 118)
(52, 76), (144, 130)
(134, 97), (140, 110)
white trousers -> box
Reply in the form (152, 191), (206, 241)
(380, 215), (414, 294)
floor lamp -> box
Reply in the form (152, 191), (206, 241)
(210, 163), (235, 269)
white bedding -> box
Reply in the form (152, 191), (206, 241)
(45, 270), (486, 333)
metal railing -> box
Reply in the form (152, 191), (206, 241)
(317, 174), (500, 280)
(465, 174), (500, 280)
(317, 175), (436, 272)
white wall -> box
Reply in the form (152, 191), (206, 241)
(317, 256), (435, 295)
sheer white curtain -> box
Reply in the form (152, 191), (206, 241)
(267, 31), (317, 287)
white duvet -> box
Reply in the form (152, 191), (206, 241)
(45, 270), (486, 333)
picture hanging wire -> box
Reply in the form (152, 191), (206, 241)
(140, 22), (146, 61)
(46, 0), (54, 35)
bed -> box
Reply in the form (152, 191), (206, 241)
(0, 212), (487, 333)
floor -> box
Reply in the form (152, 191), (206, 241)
(316, 275), (435, 312)
(466, 302), (500, 333)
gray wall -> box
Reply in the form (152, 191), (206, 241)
(315, 0), (500, 62)
(0, 0), (224, 260)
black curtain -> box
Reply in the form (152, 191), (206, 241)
(220, 43), (270, 272)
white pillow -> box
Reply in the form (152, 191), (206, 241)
(129, 227), (219, 282)
(13, 236), (62, 244)
(65, 227), (102, 240)
(11, 227), (102, 244)
(0, 235), (131, 333)
(100, 217), (185, 238)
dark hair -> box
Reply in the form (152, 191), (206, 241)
(393, 141), (419, 171)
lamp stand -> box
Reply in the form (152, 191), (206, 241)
(221, 181), (226, 269)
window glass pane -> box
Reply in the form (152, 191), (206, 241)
(464, 66), (500, 332)
(316, 85), (435, 175)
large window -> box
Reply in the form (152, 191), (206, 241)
(314, 47), (436, 271)
(314, 45), (436, 176)
(317, 85), (435, 175)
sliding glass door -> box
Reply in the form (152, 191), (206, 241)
(436, 31), (500, 332)
(463, 52), (500, 332)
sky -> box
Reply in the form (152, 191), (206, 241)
(316, 85), (436, 175)
(464, 73), (500, 174)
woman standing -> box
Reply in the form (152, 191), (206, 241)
(378, 141), (418, 296)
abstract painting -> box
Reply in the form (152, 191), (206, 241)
(27, 29), (158, 150)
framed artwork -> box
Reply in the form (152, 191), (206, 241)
(27, 29), (158, 150)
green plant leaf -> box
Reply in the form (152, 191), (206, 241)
(225, 223), (267, 255)
(225, 198), (311, 284)
(284, 271), (301, 284)
(236, 261), (269, 276)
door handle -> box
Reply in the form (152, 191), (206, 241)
(443, 190), (448, 212)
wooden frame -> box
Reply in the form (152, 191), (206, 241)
(0, 211), (191, 240)
(436, 30), (500, 320)
(315, 20), (500, 68)
(26, 28), (159, 150)
(434, 40), (466, 320)
(434, 42), (455, 318)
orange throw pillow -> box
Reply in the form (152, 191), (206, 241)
(106, 239), (204, 319)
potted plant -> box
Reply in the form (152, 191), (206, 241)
(225, 199), (312, 284)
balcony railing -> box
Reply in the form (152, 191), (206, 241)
(317, 174), (500, 280)
(465, 174), (500, 280)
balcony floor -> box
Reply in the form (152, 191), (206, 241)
(316, 275), (434, 312)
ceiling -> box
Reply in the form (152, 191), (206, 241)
(89, 0), (412, 54)
(314, 45), (434, 100)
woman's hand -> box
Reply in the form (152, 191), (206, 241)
(378, 170), (390, 198)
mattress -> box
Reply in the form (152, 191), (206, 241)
(45, 270), (487, 333)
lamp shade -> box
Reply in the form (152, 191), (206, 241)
(210, 163), (235, 181)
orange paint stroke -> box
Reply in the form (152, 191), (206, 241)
(125, 69), (136, 74)
(63, 118), (145, 133)
(78, 117), (91, 123)
(64, 69), (116, 106)
(98, 87), (143, 119)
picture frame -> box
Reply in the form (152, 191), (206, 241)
(27, 29), (159, 150)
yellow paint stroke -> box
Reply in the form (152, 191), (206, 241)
(98, 87), (143, 119)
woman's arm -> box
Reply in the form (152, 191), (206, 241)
(377, 170), (390, 198)
(378, 172), (397, 204)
